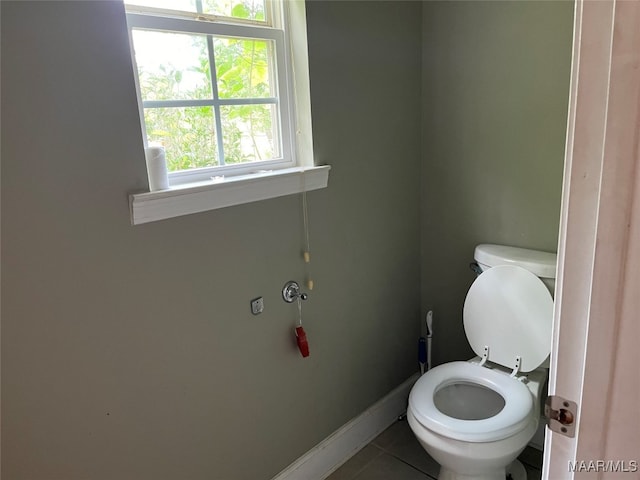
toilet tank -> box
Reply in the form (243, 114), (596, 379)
(474, 244), (557, 293)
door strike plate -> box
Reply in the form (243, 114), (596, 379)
(545, 395), (577, 437)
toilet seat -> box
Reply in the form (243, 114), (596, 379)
(408, 362), (533, 443)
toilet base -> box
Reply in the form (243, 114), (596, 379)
(438, 467), (505, 480)
(506, 460), (527, 480)
(407, 408), (537, 480)
(437, 460), (526, 480)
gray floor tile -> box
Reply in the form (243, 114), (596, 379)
(326, 444), (384, 480)
(371, 420), (407, 450)
(519, 446), (543, 469)
(353, 453), (433, 480)
(523, 464), (542, 480)
(376, 420), (441, 478)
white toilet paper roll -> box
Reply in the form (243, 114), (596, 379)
(144, 145), (169, 191)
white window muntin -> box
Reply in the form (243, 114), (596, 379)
(126, 11), (295, 185)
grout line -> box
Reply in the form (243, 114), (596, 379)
(370, 421), (439, 478)
(371, 418), (408, 449)
(345, 446), (385, 480)
(383, 452), (438, 479)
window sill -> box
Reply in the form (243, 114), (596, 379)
(129, 165), (331, 225)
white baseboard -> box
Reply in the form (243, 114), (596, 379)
(271, 373), (420, 480)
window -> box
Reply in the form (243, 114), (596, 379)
(125, 0), (329, 224)
(126, 0), (297, 183)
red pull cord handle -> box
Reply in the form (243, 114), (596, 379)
(295, 326), (309, 358)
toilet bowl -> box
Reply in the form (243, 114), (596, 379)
(408, 361), (546, 480)
(408, 245), (556, 480)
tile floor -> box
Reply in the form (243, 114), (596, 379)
(326, 418), (543, 480)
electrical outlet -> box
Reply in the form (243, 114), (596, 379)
(250, 297), (264, 315)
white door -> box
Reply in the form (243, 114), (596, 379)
(544, 1), (640, 478)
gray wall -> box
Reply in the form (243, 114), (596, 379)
(420, 1), (574, 365)
(1, 1), (422, 479)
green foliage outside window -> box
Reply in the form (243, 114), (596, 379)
(135, 0), (277, 172)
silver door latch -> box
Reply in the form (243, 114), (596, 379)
(545, 395), (577, 437)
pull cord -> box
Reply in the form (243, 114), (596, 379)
(302, 188), (311, 262)
(301, 171), (314, 290)
(297, 296), (303, 327)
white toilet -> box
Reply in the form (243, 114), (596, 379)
(407, 244), (556, 480)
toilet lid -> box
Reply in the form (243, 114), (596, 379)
(464, 265), (553, 372)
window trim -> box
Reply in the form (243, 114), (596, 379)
(124, 4), (275, 27)
(129, 165), (330, 225)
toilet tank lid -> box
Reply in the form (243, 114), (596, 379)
(474, 244), (557, 279)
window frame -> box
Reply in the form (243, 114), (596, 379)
(125, 1), (299, 185)
(126, 0), (328, 225)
